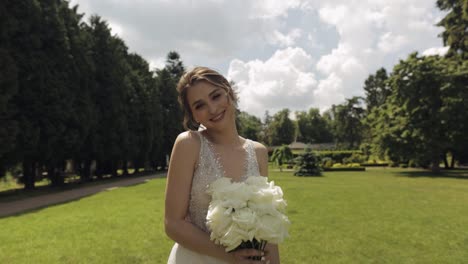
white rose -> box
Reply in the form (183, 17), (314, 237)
(256, 214), (290, 244)
(221, 182), (252, 210)
(220, 223), (251, 251)
(245, 176), (269, 188)
(207, 203), (233, 237)
(208, 177), (233, 199)
(231, 207), (257, 234)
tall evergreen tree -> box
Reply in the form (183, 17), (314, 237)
(295, 108), (333, 144)
(259, 111), (273, 146)
(237, 111), (262, 141)
(372, 53), (455, 172)
(166, 51), (185, 81)
(330, 97), (366, 149)
(0, 1), (19, 177)
(363, 68), (390, 111)
(125, 53), (162, 173)
(37, 0), (77, 186)
(155, 67), (183, 169)
(10, 0), (44, 189)
(269, 109), (295, 146)
(88, 16), (131, 177)
(60, 2), (97, 182)
(437, 0), (468, 59)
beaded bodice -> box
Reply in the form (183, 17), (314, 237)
(187, 131), (260, 232)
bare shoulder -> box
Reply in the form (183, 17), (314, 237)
(250, 140), (268, 165)
(172, 131), (202, 161)
(174, 131), (201, 149)
(250, 140), (268, 155)
(248, 140), (268, 176)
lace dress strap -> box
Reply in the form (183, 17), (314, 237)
(244, 139), (260, 177)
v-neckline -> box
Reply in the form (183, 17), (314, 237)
(200, 131), (249, 182)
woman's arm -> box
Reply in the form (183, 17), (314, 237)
(255, 142), (281, 264)
(165, 132), (264, 263)
(164, 132), (230, 261)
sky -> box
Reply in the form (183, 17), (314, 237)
(70, 0), (448, 118)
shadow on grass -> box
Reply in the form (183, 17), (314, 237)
(0, 179), (153, 219)
(0, 172), (166, 203)
(0, 178), (162, 219)
(395, 169), (468, 180)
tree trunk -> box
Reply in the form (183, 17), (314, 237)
(111, 160), (118, 178)
(23, 159), (36, 190)
(431, 156), (440, 173)
(95, 160), (103, 179)
(122, 160), (129, 176)
(0, 163), (6, 178)
(144, 160), (152, 173)
(133, 159), (140, 175)
(450, 153), (455, 169)
(443, 153), (449, 169)
(81, 159), (92, 182)
(48, 162), (64, 187)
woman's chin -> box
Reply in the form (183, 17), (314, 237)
(207, 115), (235, 131)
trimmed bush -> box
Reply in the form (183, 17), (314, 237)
(361, 163), (389, 167)
(323, 167), (366, 171)
(316, 150), (362, 164)
(326, 162), (366, 171)
(294, 152), (322, 176)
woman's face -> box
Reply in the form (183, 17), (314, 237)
(186, 80), (235, 131)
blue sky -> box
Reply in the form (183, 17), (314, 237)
(70, 0), (448, 117)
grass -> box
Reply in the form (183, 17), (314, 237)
(0, 171), (160, 203)
(1, 168), (468, 263)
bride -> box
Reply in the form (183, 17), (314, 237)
(165, 67), (280, 263)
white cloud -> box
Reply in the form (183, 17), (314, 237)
(250, 0), (303, 18)
(108, 21), (124, 37)
(149, 57), (166, 71)
(308, 0), (445, 110)
(70, 0), (447, 116)
(228, 47), (317, 115)
(378, 32), (409, 53)
(314, 73), (345, 111)
(422, 46), (449, 57)
(267, 28), (302, 47)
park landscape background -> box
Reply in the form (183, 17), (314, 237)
(0, 0), (467, 263)
(1, 168), (468, 263)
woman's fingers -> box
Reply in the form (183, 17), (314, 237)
(236, 249), (264, 257)
(231, 248), (270, 263)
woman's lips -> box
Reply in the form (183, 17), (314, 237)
(210, 111), (225, 122)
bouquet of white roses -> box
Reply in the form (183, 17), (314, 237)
(206, 176), (290, 257)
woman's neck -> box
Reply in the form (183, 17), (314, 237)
(204, 126), (241, 147)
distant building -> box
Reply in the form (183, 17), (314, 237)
(267, 141), (336, 152)
(289, 141), (336, 151)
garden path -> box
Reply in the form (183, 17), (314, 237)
(0, 173), (165, 218)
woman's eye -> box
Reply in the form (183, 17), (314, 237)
(212, 94), (221, 100)
(195, 104), (205, 110)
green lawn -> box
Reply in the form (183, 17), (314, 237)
(1, 168), (467, 263)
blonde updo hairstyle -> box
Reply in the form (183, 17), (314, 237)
(176, 66), (238, 131)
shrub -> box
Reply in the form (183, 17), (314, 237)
(316, 150), (362, 164)
(343, 153), (367, 164)
(323, 162), (366, 171)
(321, 157), (333, 168)
(294, 151), (322, 177)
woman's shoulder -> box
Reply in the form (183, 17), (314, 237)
(246, 139), (268, 157)
(247, 139), (267, 152)
(174, 131), (202, 151)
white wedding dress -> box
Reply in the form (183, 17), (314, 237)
(167, 131), (261, 264)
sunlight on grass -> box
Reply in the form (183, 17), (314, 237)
(0, 168), (467, 263)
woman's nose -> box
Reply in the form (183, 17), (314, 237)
(207, 102), (217, 114)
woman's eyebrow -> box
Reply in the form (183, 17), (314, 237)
(191, 88), (222, 107)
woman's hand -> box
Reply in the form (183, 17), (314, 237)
(228, 249), (271, 264)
